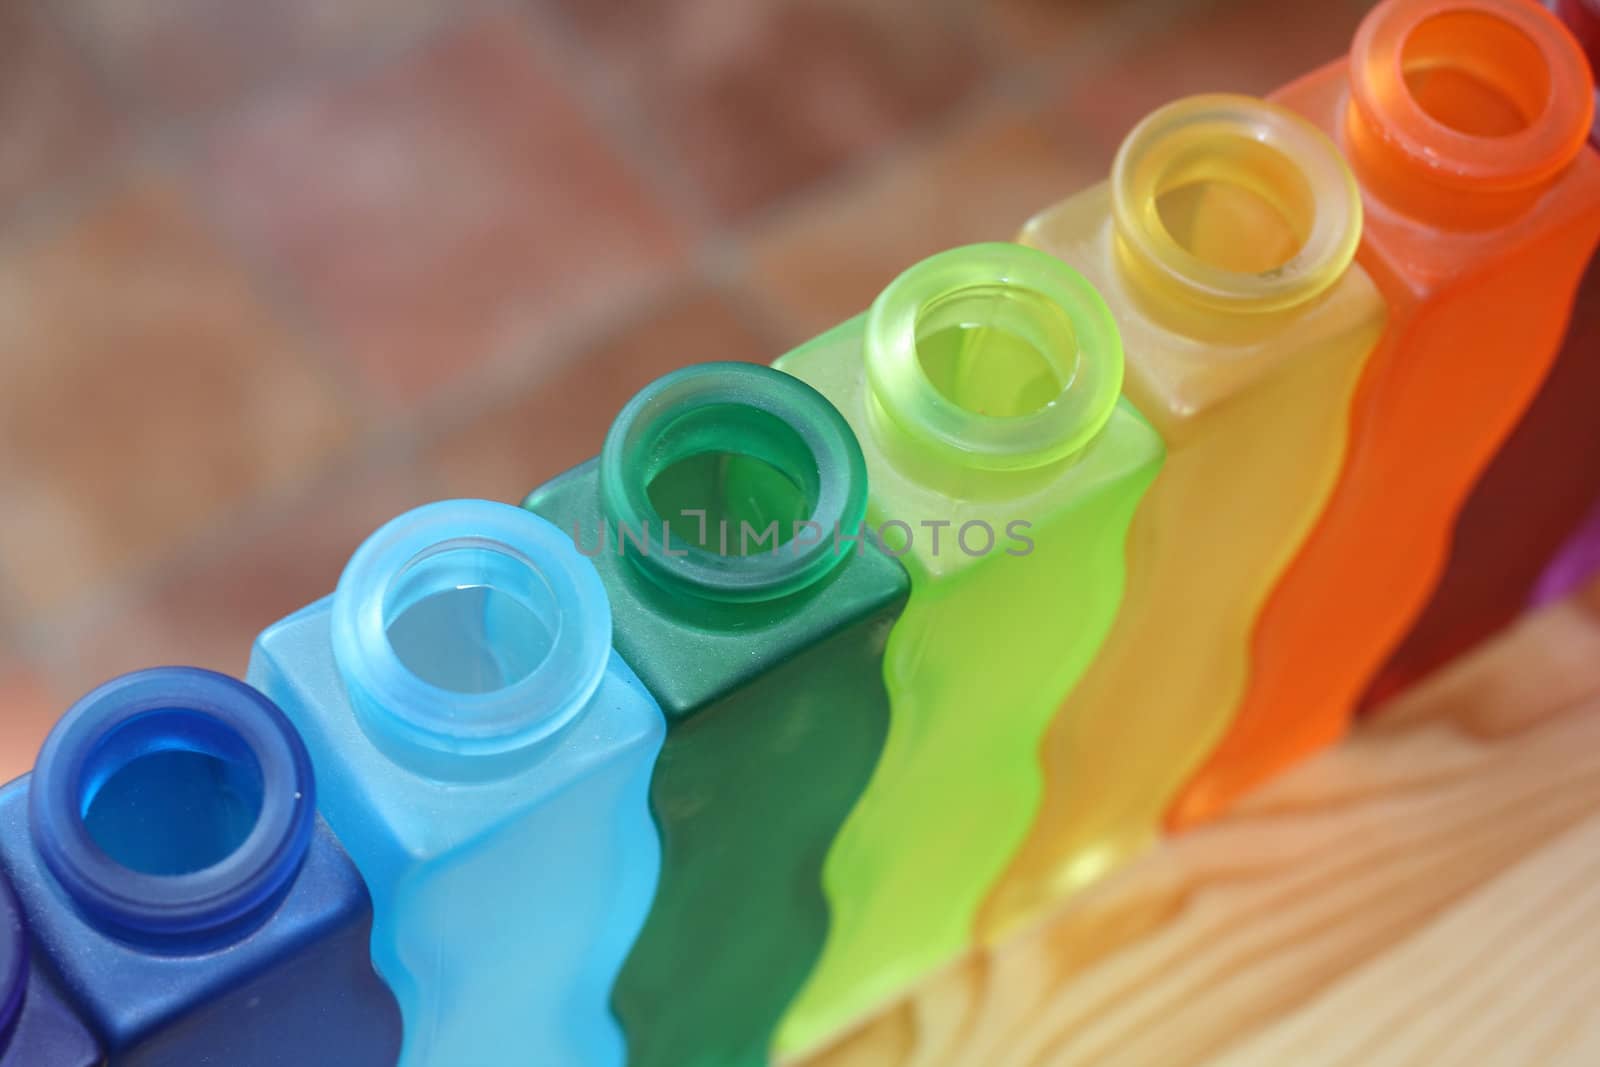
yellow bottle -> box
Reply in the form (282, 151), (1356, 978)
(979, 95), (1387, 939)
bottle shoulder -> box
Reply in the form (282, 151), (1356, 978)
(250, 598), (664, 862)
(1274, 64), (1600, 299)
(1023, 183), (1386, 428)
(0, 787), (369, 1050)
(523, 454), (908, 721)
(772, 315), (870, 398)
(1362, 149), (1600, 303)
(605, 544), (908, 721)
(1096, 396), (1166, 473)
(784, 341), (1160, 502)
(519, 457), (598, 522)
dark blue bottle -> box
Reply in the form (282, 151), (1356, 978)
(0, 667), (402, 1066)
(0, 872), (102, 1066)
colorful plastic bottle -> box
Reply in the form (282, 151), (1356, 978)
(0, 874), (102, 1066)
(0, 667), (402, 1066)
(249, 500), (665, 1067)
(1172, 0), (1600, 825)
(523, 362), (908, 1067)
(978, 95), (1385, 937)
(1368, 0), (1600, 680)
(771, 243), (1165, 1055)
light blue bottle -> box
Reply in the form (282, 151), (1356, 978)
(248, 499), (665, 1067)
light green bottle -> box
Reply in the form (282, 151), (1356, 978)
(772, 243), (1164, 1055)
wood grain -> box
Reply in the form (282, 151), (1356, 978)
(795, 579), (1600, 1067)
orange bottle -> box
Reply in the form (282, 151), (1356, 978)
(1172, 0), (1600, 827)
(1361, 0), (1600, 697)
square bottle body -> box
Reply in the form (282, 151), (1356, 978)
(1177, 58), (1600, 824)
(772, 314), (1164, 1053)
(527, 460), (909, 1067)
(0, 781), (400, 1067)
(981, 175), (1385, 932)
(249, 596), (665, 1067)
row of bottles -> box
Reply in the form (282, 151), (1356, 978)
(1176, 0), (1600, 817)
(4, 0), (1600, 1064)
(981, 94), (1385, 938)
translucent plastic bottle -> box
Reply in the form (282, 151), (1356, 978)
(523, 362), (909, 1067)
(771, 243), (1165, 1055)
(979, 95), (1385, 937)
(0, 874), (101, 1066)
(0, 667), (401, 1066)
(1367, 0), (1600, 682)
(1173, 0), (1600, 825)
(249, 500), (665, 1067)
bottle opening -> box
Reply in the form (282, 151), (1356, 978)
(383, 543), (557, 695)
(600, 364), (866, 603)
(914, 285), (1074, 418)
(647, 438), (817, 556)
(1151, 140), (1313, 274)
(1111, 95), (1357, 313)
(81, 719), (265, 876)
(1402, 11), (1549, 136)
(332, 501), (613, 779)
(1347, 0), (1592, 196)
(864, 244), (1122, 473)
(27, 668), (315, 945)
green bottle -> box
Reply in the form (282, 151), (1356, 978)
(522, 363), (909, 1067)
(771, 243), (1164, 1055)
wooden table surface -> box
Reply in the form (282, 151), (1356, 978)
(798, 578), (1600, 1067)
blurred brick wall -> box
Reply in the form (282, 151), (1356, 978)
(0, 0), (1374, 777)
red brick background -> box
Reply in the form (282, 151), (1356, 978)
(0, 0), (1375, 777)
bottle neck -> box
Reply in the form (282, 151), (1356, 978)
(598, 362), (870, 606)
(27, 668), (314, 951)
(1343, 0), (1593, 228)
(332, 500), (612, 783)
(1109, 94), (1361, 324)
(862, 243), (1123, 486)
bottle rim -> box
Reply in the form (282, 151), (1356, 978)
(863, 243), (1124, 472)
(27, 667), (315, 944)
(1111, 94), (1363, 313)
(1349, 0), (1595, 191)
(599, 362), (870, 604)
(332, 500), (612, 777)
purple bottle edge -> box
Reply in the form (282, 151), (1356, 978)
(0, 877), (24, 1052)
(1532, 497), (1600, 606)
